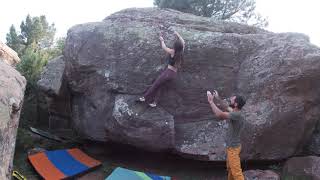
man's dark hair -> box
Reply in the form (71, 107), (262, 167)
(235, 95), (246, 110)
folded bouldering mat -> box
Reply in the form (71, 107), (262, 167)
(105, 167), (171, 180)
(28, 148), (101, 180)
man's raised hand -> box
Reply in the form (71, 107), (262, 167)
(213, 90), (219, 98)
(207, 91), (214, 103)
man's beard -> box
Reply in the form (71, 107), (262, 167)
(229, 104), (235, 109)
(225, 98), (235, 109)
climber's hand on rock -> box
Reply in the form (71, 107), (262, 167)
(169, 27), (180, 36)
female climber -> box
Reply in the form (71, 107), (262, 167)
(138, 30), (185, 107)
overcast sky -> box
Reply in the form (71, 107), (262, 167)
(1, 0), (319, 46)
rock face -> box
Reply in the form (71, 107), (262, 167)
(108, 94), (175, 150)
(38, 56), (65, 96)
(39, 8), (320, 161)
(0, 41), (20, 65)
(283, 156), (320, 179)
(0, 58), (26, 178)
(244, 170), (280, 180)
(37, 56), (72, 129)
(305, 120), (320, 155)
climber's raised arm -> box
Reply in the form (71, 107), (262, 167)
(160, 35), (174, 56)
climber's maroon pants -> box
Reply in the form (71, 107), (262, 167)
(143, 68), (177, 103)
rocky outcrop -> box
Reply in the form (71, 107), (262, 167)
(282, 156), (320, 179)
(244, 170), (280, 180)
(0, 41), (20, 66)
(39, 8), (320, 161)
(0, 59), (26, 178)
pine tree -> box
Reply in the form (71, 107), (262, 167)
(154, 0), (268, 27)
(6, 15), (62, 94)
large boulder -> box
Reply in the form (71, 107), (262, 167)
(37, 56), (72, 129)
(38, 56), (65, 96)
(282, 156), (320, 179)
(39, 8), (320, 161)
(0, 58), (26, 178)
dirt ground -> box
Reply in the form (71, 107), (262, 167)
(13, 128), (281, 180)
